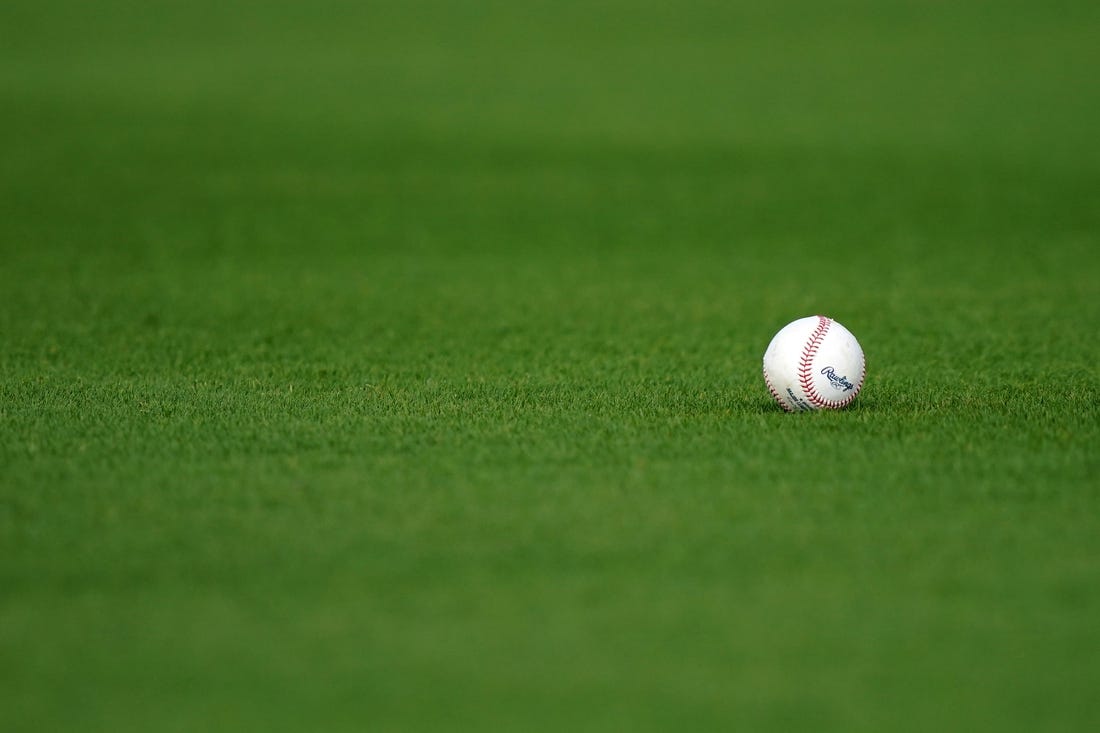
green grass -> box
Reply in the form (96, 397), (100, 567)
(2, 1), (1099, 731)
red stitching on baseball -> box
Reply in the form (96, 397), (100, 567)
(798, 316), (831, 408)
(763, 366), (795, 412)
(798, 315), (864, 409)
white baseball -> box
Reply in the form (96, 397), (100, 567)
(762, 315), (865, 412)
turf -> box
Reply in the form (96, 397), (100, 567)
(2, 1), (1099, 731)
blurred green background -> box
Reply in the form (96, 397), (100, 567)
(2, 2), (1098, 731)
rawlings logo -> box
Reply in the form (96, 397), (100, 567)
(821, 366), (855, 392)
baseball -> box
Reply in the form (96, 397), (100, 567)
(762, 315), (865, 412)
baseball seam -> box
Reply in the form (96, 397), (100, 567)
(798, 315), (863, 410)
(762, 365), (795, 413)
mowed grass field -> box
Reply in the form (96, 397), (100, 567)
(2, 1), (1099, 730)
